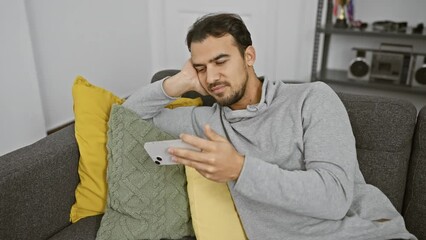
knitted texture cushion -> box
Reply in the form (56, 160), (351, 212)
(96, 105), (193, 240)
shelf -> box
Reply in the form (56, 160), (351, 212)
(314, 69), (426, 94)
(318, 26), (426, 40)
(352, 47), (426, 56)
(311, 0), (426, 98)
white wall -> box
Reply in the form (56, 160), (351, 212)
(151, 0), (277, 78)
(25, 0), (153, 130)
(275, 0), (317, 82)
(0, 0), (46, 156)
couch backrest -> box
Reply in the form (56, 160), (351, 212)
(403, 106), (426, 239)
(0, 124), (79, 239)
(338, 93), (417, 212)
(151, 70), (418, 212)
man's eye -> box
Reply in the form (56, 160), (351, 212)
(216, 60), (227, 65)
(196, 68), (206, 73)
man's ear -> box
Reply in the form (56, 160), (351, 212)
(245, 46), (256, 66)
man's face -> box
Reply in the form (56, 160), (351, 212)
(190, 34), (249, 107)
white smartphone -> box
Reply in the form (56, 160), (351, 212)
(144, 139), (200, 165)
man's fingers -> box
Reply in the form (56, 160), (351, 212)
(178, 126), (226, 151)
(171, 154), (211, 173)
(179, 133), (211, 151)
(172, 156), (217, 181)
(169, 147), (206, 164)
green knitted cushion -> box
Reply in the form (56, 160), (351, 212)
(96, 105), (194, 240)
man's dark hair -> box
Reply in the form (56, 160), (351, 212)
(186, 13), (252, 57)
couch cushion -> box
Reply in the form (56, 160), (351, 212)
(338, 93), (417, 212)
(71, 76), (124, 223)
(403, 106), (426, 240)
(96, 105), (193, 240)
(186, 166), (247, 240)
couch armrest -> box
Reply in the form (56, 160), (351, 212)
(0, 124), (79, 240)
(404, 106), (426, 240)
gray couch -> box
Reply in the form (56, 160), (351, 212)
(1, 71), (425, 239)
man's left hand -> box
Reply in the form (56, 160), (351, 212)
(168, 124), (244, 183)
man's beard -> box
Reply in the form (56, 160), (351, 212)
(210, 72), (248, 107)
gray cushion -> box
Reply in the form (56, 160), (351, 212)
(338, 93), (417, 212)
(403, 106), (426, 240)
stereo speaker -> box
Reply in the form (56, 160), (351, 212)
(412, 56), (426, 88)
(348, 50), (370, 81)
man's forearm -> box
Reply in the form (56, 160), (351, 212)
(123, 79), (176, 119)
(232, 155), (353, 220)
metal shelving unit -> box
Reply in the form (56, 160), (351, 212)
(311, 0), (426, 94)
(318, 26), (426, 40)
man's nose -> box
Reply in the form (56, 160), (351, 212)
(206, 67), (220, 84)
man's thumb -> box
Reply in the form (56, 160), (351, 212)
(204, 124), (225, 141)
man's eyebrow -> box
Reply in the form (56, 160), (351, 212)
(193, 53), (230, 67)
(210, 53), (230, 62)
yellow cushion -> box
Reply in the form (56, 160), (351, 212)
(163, 94), (246, 239)
(165, 95), (229, 238)
(165, 97), (203, 109)
(186, 167), (247, 240)
(70, 76), (124, 223)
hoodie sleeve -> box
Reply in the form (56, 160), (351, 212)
(123, 78), (198, 136)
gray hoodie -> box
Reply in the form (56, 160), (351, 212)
(123, 78), (416, 240)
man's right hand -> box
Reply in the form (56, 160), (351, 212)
(162, 59), (208, 97)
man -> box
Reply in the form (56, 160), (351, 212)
(124, 13), (415, 240)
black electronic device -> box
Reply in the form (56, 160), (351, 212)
(412, 23), (424, 34)
(372, 21), (407, 33)
(412, 56), (426, 87)
(348, 50), (370, 81)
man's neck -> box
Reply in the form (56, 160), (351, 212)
(229, 74), (262, 110)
